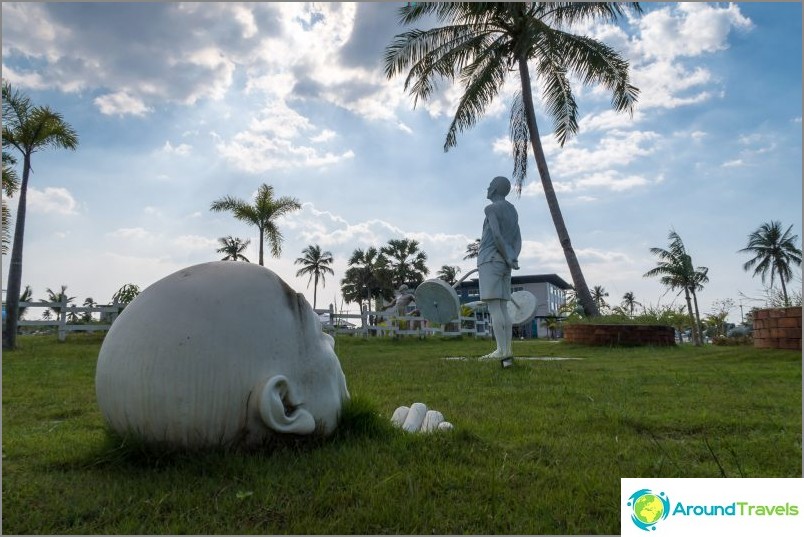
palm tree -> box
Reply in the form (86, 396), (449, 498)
(621, 291), (641, 317)
(216, 236), (251, 262)
(341, 247), (393, 312)
(294, 244), (335, 310)
(463, 238), (480, 260)
(591, 285), (609, 312)
(384, 2), (641, 317)
(739, 221), (802, 307)
(381, 238), (429, 288)
(2, 151), (20, 255)
(437, 264), (461, 286)
(82, 297), (97, 322)
(644, 230), (707, 346)
(17, 285), (32, 321)
(44, 285), (76, 319)
(2, 82), (79, 349)
(210, 183), (301, 266)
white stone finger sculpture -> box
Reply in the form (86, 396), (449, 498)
(95, 261), (350, 449)
(391, 406), (410, 428)
(391, 402), (453, 433)
(402, 402), (428, 432)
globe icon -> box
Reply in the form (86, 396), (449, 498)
(633, 493), (664, 524)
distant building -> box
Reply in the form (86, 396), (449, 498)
(455, 273), (572, 339)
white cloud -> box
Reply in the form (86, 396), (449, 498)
(721, 159), (745, 168)
(633, 3), (753, 61)
(546, 130), (661, 177)
(580, 109), (645, 132)
(216, 132), (355, 173)
(630, 61), (714, 110)
(173, 234), (218, 253)
(107, 227), (154, 240)
(27, 187), (79, 215)
(575, 171), (650, 192)
(94, 91), (151, 116)
(520, 171), (656, 197)
(162, 141), (193, 156)
(311, 129), (337, 143)
(248, 101), (315, 139)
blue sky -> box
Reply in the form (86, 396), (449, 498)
(2, 2), (801, 323)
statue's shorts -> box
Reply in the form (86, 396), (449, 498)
(478, 258), (512, 301)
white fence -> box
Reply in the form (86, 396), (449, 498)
(315, 304), (490, 338)
(14, 299), (486, 341)
(17, 297), (125, 341)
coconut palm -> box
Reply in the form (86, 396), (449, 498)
(210, 183), (301, 266)
(591, 285), (609, 312)
(437, 264), (461, 286)
(341, 247), (393, 312)
(17, 285), (32, 321)
(216, 236), (251, 262)
(82, 297), (97, 322)
(384, 2), (641, 317)
(2, 82), (79, 349)
(463, 238), (480, 260)
(621, 291), (641, 317)
(644, 230), (707, 346)
(44, 285), (76, 320)
(2, 151), (20, 255)
(381, 238), (429, 288)
(294, 244), (335, 310)
(739, 221), (802, 307)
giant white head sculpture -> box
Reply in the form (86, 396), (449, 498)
(95, 261), (350, 449)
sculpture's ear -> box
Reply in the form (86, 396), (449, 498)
(259, 375), (316, 435)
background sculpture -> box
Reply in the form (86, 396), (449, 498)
(95, 261), (350, 449)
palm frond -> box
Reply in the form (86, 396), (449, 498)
(508, 90), (529, 192)
(543, 2), (643, 28)
(550, 31), (638, 116)
(444, 37), (509, 150)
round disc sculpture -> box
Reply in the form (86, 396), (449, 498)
(414, 279), (461, 324)
(414, 271), (537, 327)
(95, 261), (350, 449)
(508, 290), (537, 326)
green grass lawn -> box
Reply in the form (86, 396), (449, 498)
(2, 333), (801, 534)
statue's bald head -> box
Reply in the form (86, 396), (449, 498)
(490, 176), (511, 197)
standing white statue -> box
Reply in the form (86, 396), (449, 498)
(477, 176), (522, 366)
(95, 261), (350, 449)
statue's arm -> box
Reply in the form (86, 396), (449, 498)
(485, 205), (515, 268)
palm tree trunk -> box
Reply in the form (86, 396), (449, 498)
(517, 57), (599, 317)
(313, 273), (319, 310)
(683, 288), (699, 345)
(690, 288), (704, 346)
(778, 267), (790, 306)
(3, 153), (31, 349)
(258, 227), (265, 266)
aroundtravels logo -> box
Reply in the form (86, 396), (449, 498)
(627, 489), (671, 531)
(622, 479), (803, 536)
(625, 484), (801, 533)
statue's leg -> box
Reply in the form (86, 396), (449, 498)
(481, 300), (512, 359)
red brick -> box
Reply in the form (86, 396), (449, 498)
(778, 339), (802, 350)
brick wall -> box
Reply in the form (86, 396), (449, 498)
(753, 307), (802, 350)
(563, 324), (675, 346)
